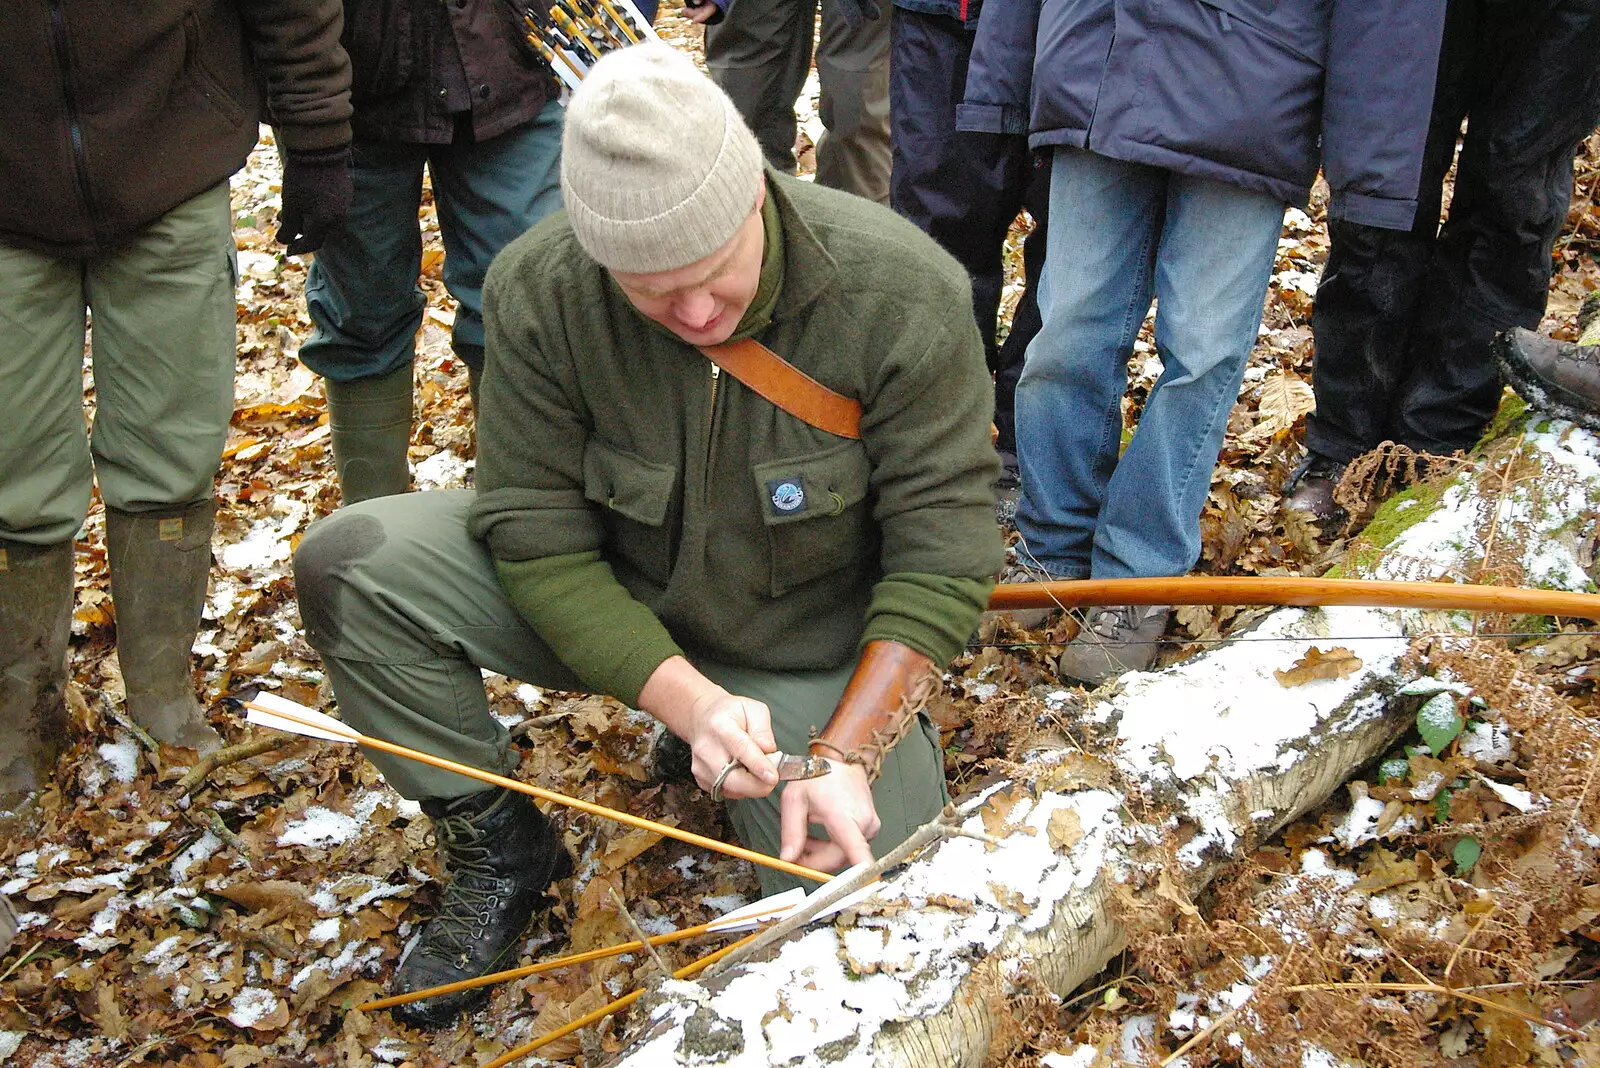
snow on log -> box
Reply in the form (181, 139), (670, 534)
(604, 415), (1600, 1068)
(607, 607), (1416, 1068)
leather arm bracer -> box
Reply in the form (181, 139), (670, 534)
(809, 640), (939, 781)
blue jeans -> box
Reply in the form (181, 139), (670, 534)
(1013, 147), (1282, 580)
(300, 101), (564, 382)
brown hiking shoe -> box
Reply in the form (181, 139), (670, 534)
(994, 561), (1072, 630)
(1496, 328), (1600, 434)
(1056, 604), (1170, 685)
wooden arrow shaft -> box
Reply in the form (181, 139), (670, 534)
(987, 577), (1600, 619)
(350, 733), (830, 883)
(253, 705), (829, 884)
(357, 905), (790, 1012)
(482, 932), (761, 1068)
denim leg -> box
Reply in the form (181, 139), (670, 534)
(429, 103), (565, 373)
(300, 142), (427, 384)
(1013, 148), (1163, 578)
(1091, 174), (1282, 579)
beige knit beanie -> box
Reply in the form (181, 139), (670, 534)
(560, 44), (765, 273)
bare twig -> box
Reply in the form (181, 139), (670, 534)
(1283, 981), (1585, 1039)
(1161, 1004), (1245, 1066)
(176, 735), (288, 794)
(1444, 902), (1496, 982)
(184, 808), (254, 864)
(0, 939), (44, 984)
(610, 888), (672, 980)
(105, 704), (162, 776)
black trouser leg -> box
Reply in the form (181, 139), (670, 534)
(888, 7), (1043, 450)
(1395, 0), (1600, 452)
(1305, 0), (1478, 462)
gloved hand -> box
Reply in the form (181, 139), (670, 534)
(278, 145), (353, 255)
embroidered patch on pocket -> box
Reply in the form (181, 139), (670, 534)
(765, 476), (807, 516)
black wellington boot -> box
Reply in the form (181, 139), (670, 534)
(390, 788), (572, 1030)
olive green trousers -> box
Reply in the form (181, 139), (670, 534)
(0, 182), (237, 545)
(293, 490), (947, 893)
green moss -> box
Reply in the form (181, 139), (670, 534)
(1335, 480), (1450, 576)
(1473, 391), (1529, 453)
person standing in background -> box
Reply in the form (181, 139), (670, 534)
(299, 0), (565, 505)
(0, 0), (353, 797)
(1286, 0), (1600, 522)
(686, 0), (891, 204)
(963, 0), (1446, 681)
(889, 0), (1050, 514)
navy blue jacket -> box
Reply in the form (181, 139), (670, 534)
(958, 0), (1445, 229)
(892, 0), (982, 28)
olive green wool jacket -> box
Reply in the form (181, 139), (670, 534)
(469, 173), (1004, 705)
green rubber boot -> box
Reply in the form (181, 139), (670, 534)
(326, 366), (413, 506)
(106, 500), (221, 753)
(0, 539), (74, 800)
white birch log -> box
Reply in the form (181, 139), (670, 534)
(602, 416), (1600, 1068)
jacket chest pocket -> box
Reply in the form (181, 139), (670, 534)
(753, 440), (875, 598)
(583, 440), (678, 587)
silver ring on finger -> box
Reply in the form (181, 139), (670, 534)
(709, 757), (740, 803)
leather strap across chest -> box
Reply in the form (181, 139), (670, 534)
(698, 338), (863, 440)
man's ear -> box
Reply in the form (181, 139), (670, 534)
(753, 179), (766, 214)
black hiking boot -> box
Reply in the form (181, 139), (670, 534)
(1282, 452), (1348, 525)
(390, 788), (572, 1030)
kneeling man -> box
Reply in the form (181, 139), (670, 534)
(292, 43), (1002, 1028)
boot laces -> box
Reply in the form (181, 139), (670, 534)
(1086, 605), (1144, 641)
(417, 814), (509, 965)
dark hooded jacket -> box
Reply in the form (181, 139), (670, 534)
(958, 0), (1447, 229)
(0, 0), (352, 259)
(340, 0), (557, 143)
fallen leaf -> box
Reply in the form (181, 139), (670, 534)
(1047, 808), (1083, 852)
(1274, 646), (1363, 687)
(980, 783), (1035, 838)
(1356, 846), (1420, 892)
(600, 826), (665, 871)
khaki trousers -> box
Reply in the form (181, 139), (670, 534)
(293, 490), (948, 893)
(705, 0), (891, 204)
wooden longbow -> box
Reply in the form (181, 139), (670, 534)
(986, 577), (1600, 619)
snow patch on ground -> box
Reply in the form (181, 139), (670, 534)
(277, 791), (387, 848)
(226, 986), (281, 1028)
(413, 449), (472, 490)
(219, 503), (307, 571)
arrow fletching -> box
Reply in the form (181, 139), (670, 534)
(705, 887), (806, 933)
(243, 692), (360, 743)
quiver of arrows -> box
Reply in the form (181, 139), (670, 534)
(518, 0), (659, 88)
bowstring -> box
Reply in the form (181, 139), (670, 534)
(968, 630), (1600, 651)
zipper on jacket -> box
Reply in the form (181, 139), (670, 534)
(47, 0), (105, 250)
(703, 363), (722, 499)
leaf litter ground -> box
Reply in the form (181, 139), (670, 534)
(3, 34), (1600, 1065)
